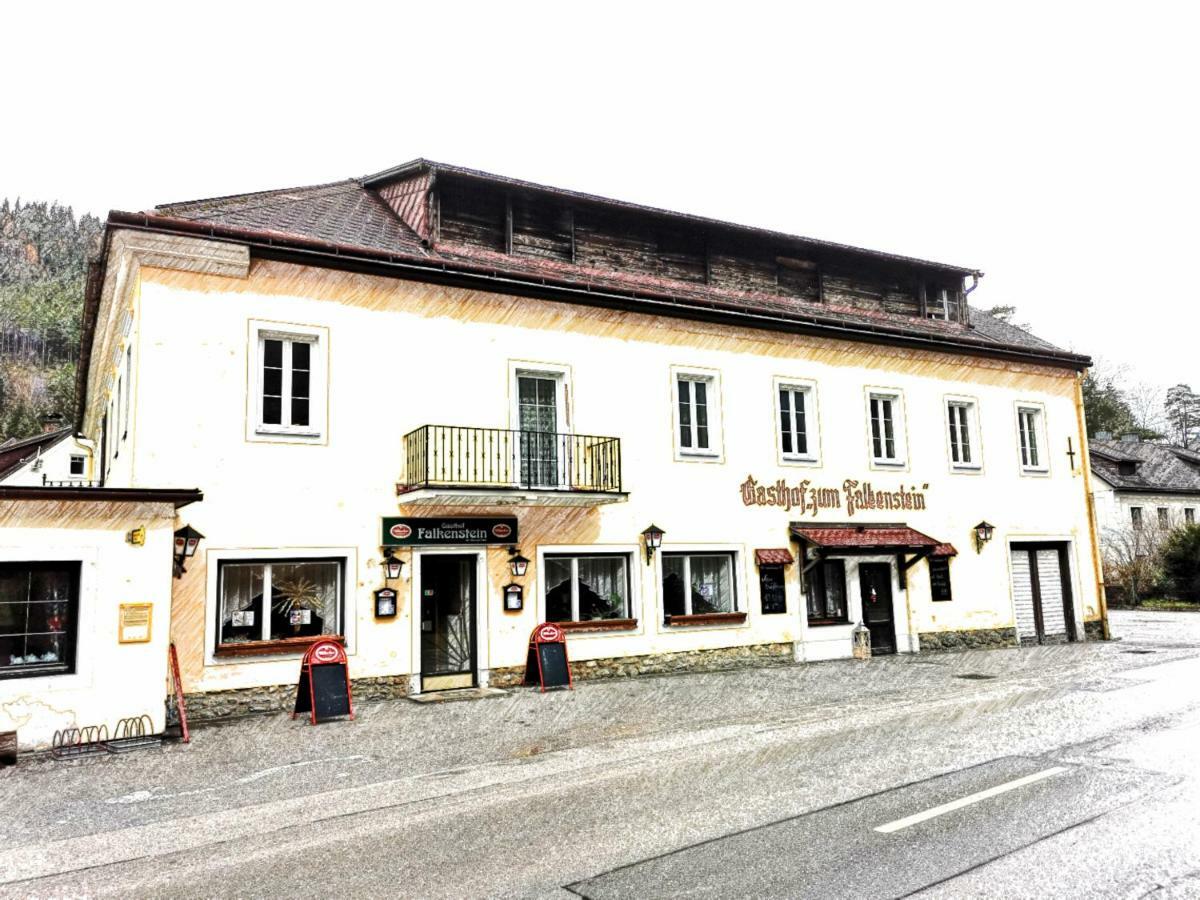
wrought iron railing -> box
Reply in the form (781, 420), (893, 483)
(401, 425), (623, 494)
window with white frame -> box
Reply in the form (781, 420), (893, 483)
(673, 370), (721, 458)
(0, 561), (80, 679)
(69, 455), (85, 477)
(778, 382), (816, 460)
(946, 399), (980, 469)
(253, 327), (324, 437)
(1017, 405), (1046, 471)
(217, 558), (342, 647)
(663, 552), (737, 618)
(868, 391), (905, 464)
(544, 554), (631, 623)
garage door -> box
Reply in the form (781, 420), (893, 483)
(1010, 543), (1075, 645)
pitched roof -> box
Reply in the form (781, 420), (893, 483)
(1089, 440), (1200, 495)
(790, 523), (943, 551)
(755, 548), (796, 566)
(99, 161), (1090, 370)
(0, 428), (73, 482)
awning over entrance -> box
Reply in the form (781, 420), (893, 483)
(789, 523), (946, 589)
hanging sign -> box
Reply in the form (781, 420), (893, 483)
(292, 639), (354, 725)
(381, 517), (518, 547)
(524, 623), (572, 692)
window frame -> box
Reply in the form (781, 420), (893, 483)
(542, 552), (634, 625)
(774, 377), (820, 465)
(213, 555), (346, 656)
(248, 321), (328, 443)
(944, 396), (983, 471)
(1130, 506), (1143, 529)
(1015, 402), (1049, 474)
(804, 558), (849, 626)
(0, 561), (81, 681)
(660, 550), (741, 621)
(671, 367), (723, 462)
(68, 454), (86, 477)
(1186, 508), (1195, 525)
(865, 388), (908, 468)
(1157, 507), (1170, 528)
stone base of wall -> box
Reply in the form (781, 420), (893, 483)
(918, 627), (1018, 652)
(1084, 619), (1106, 641)
(183, 674), (414, 723)
(488, 642), (795, 688)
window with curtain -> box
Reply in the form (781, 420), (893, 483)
(218, 559), (342, 647)
(662, 552), (736, 618)
(805, 559), (847, 625)
(545, 554), (631, 622)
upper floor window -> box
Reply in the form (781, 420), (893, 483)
(250, 323), (327, 441)
(1157, 507), (1170, 528)
(0, 561), (79, 679)
(672, 368), (722, 460)
(868, 390), (906, 466)
(925, 285), (961, 321)
(217, 558), (342, 649)
(946, 399), (980, 470)
(777, 380), (818, 463)
(1130, 506), (1143, 529)
(69, 455), (85, 477)
(1017, 405), (1047, 472)
(1186, 508), (1196, 525)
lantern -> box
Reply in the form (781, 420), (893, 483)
(382, 551), (405, 580)
(641, 524), (665, 564)
(974, 521), (995, 553)
(172, 524), (205, 578)
(508, 549), (530, 578)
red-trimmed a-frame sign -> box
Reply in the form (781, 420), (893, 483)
(293, 639), (354, 724)
(524, 623), (573, 691)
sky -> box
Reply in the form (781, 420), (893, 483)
(3, 1), (1197, 404)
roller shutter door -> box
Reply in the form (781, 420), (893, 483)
(1036, 550), (1069, 641)
(1010, 549), (1038, 643)
(1010, 543), (1076, 645)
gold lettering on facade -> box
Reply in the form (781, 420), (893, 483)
(740, 476), (929, 517)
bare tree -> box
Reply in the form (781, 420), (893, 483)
(1100, 519), (1169, 606)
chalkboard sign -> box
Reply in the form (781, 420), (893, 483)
(293, 640), (355, 724)
(929, 557), (953, 602)
(759, 566), (787, 614)
(524, 623), (573, 691)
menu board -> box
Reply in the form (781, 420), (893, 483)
(759, 566), (787, 615)
(929, 557), (953, 602)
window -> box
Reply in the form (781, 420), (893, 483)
(946, 400), (979, 469)
(925, 285), (961, 321)
(1186, 508), (1195, 525)
(69, 455), (85, 477)
(0, 562), (79, 679)
(868, 391), (905, 465)
(112, 389), (120, 459)
(1017, 406), (1045, 471)
(805, 559), (847, 625)
(672, 368), (721, 459)
(663, 552), (737, 617)
(217, 558), (342, 648)
(251, 325), (326, 439)
(778, 383), (816, 460)
(545, 554), (631, 623)
(929, 557), (953, 602)
(1158, 508), (1170, 528)
(1130, 507), (1143, 529)
(122, 346), (132, 441)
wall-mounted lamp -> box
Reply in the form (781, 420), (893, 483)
(381, 551), (405, 580)
(173, 524), (205, 578)
(641, 524), (665, 564)
(973, 521), (995, 553)
(508, 548), (530, 578)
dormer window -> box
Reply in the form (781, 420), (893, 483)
(1117, 460), (1138, 476)
(925, 284), (962, 321)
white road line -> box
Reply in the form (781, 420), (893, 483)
(874, 766), (1070, 834)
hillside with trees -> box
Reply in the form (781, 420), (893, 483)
(0, 199), (102, 440)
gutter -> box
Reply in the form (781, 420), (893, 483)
(0, 486), (203, 509)
(1074, 376), (1111, 640)
(99, 212), (1093, 372)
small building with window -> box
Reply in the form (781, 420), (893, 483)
(64, 160), (1107, 717)
(1090, 435), (1200, 536)
(0, 426), (95, 486)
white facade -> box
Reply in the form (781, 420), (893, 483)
(0, 431), (95, 486)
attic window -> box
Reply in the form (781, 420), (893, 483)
(925, 285), (962, 321)
(1118, 460), (1138, 476)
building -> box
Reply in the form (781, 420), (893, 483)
(1090, 435), (1200, 534)
(0, 425), (95, 486)
(48, 160), (1107, 720)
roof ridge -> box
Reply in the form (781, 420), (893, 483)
(155, 179), (358, 214)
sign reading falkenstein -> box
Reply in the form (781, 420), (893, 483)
(381, 516), (518, 546)
(740, 476), (929, 517)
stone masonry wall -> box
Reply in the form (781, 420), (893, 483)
(183, 674), (413, 723)
(487, 642), (795, 688)
(917, 627), (1018, 652)
(1084, 619), (1106, 641)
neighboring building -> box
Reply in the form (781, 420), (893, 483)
(0, 426), (95, 486)
(49, 160), (1105, 720)
(1090, 436), (1200, 535)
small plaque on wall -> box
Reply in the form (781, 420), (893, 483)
(119, 603), (153, 643)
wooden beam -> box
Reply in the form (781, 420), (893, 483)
(504, 195), (513, 255)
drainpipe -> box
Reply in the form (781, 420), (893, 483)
(1074, 372), (1111, 639)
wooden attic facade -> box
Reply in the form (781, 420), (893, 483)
(365, 162), (977, 324)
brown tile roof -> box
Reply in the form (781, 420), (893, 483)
(755, 548), (796, 566)
(791, 523), (943, 551)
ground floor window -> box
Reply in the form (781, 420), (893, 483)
(805, 559), (848, 625)
(0, 561), (79, 678)
(663, 552), (737, 618)
(218, 558), (342, 647)
(545, 554), (631, 622)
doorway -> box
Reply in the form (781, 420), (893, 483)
(420, 554), (477, 691)
(516, 372), (564, 488)
(858, 562), (897, 655)
(1010, 543), (1075, 645)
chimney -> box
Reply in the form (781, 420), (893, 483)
(1120, 433), (1141, 443)
(1094, 431), (1113, 441)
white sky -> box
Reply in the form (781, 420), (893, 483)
(4, 2), (1196, 399)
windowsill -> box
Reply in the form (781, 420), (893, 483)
(255, 426), (322, 439)
(555, 618), (638, 634)
(781, 454), (819, 465)
(1020, 466), (1050, 475)
(664, 611), (747, 627)
(806, 618), (850, 627)
(871, 458), (906, 467)
(0, 664), (72, 681)
(950, 463), (983, 472)
(676, 450), (722, 461)
(214, 634), (344, 659)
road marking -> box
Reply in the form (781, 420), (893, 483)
(874, 766), (1069, 833)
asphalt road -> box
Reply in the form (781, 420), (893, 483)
(2, 609), (1199, 898)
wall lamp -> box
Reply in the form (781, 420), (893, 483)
(641, 524), (665, 564)
(507, 548), (530, 578)
(381, 550), (405, 580)
(173, 524), (205, 578)
(974, 521), (995, 553)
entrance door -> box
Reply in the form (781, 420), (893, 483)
(420, 555), (477, 691)
(1010, 543), (1075, 645)
(517, 374), (560, 488)
(858, 562), (896, 655)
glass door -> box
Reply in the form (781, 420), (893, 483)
(518, 375), (560, 487)
(420, 555), (476, 687)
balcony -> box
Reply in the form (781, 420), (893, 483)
(397, 425), (626, 507)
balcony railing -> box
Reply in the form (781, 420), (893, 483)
(400, 425), (623, 494)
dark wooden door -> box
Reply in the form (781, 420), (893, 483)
(859, 563), (896, 655)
